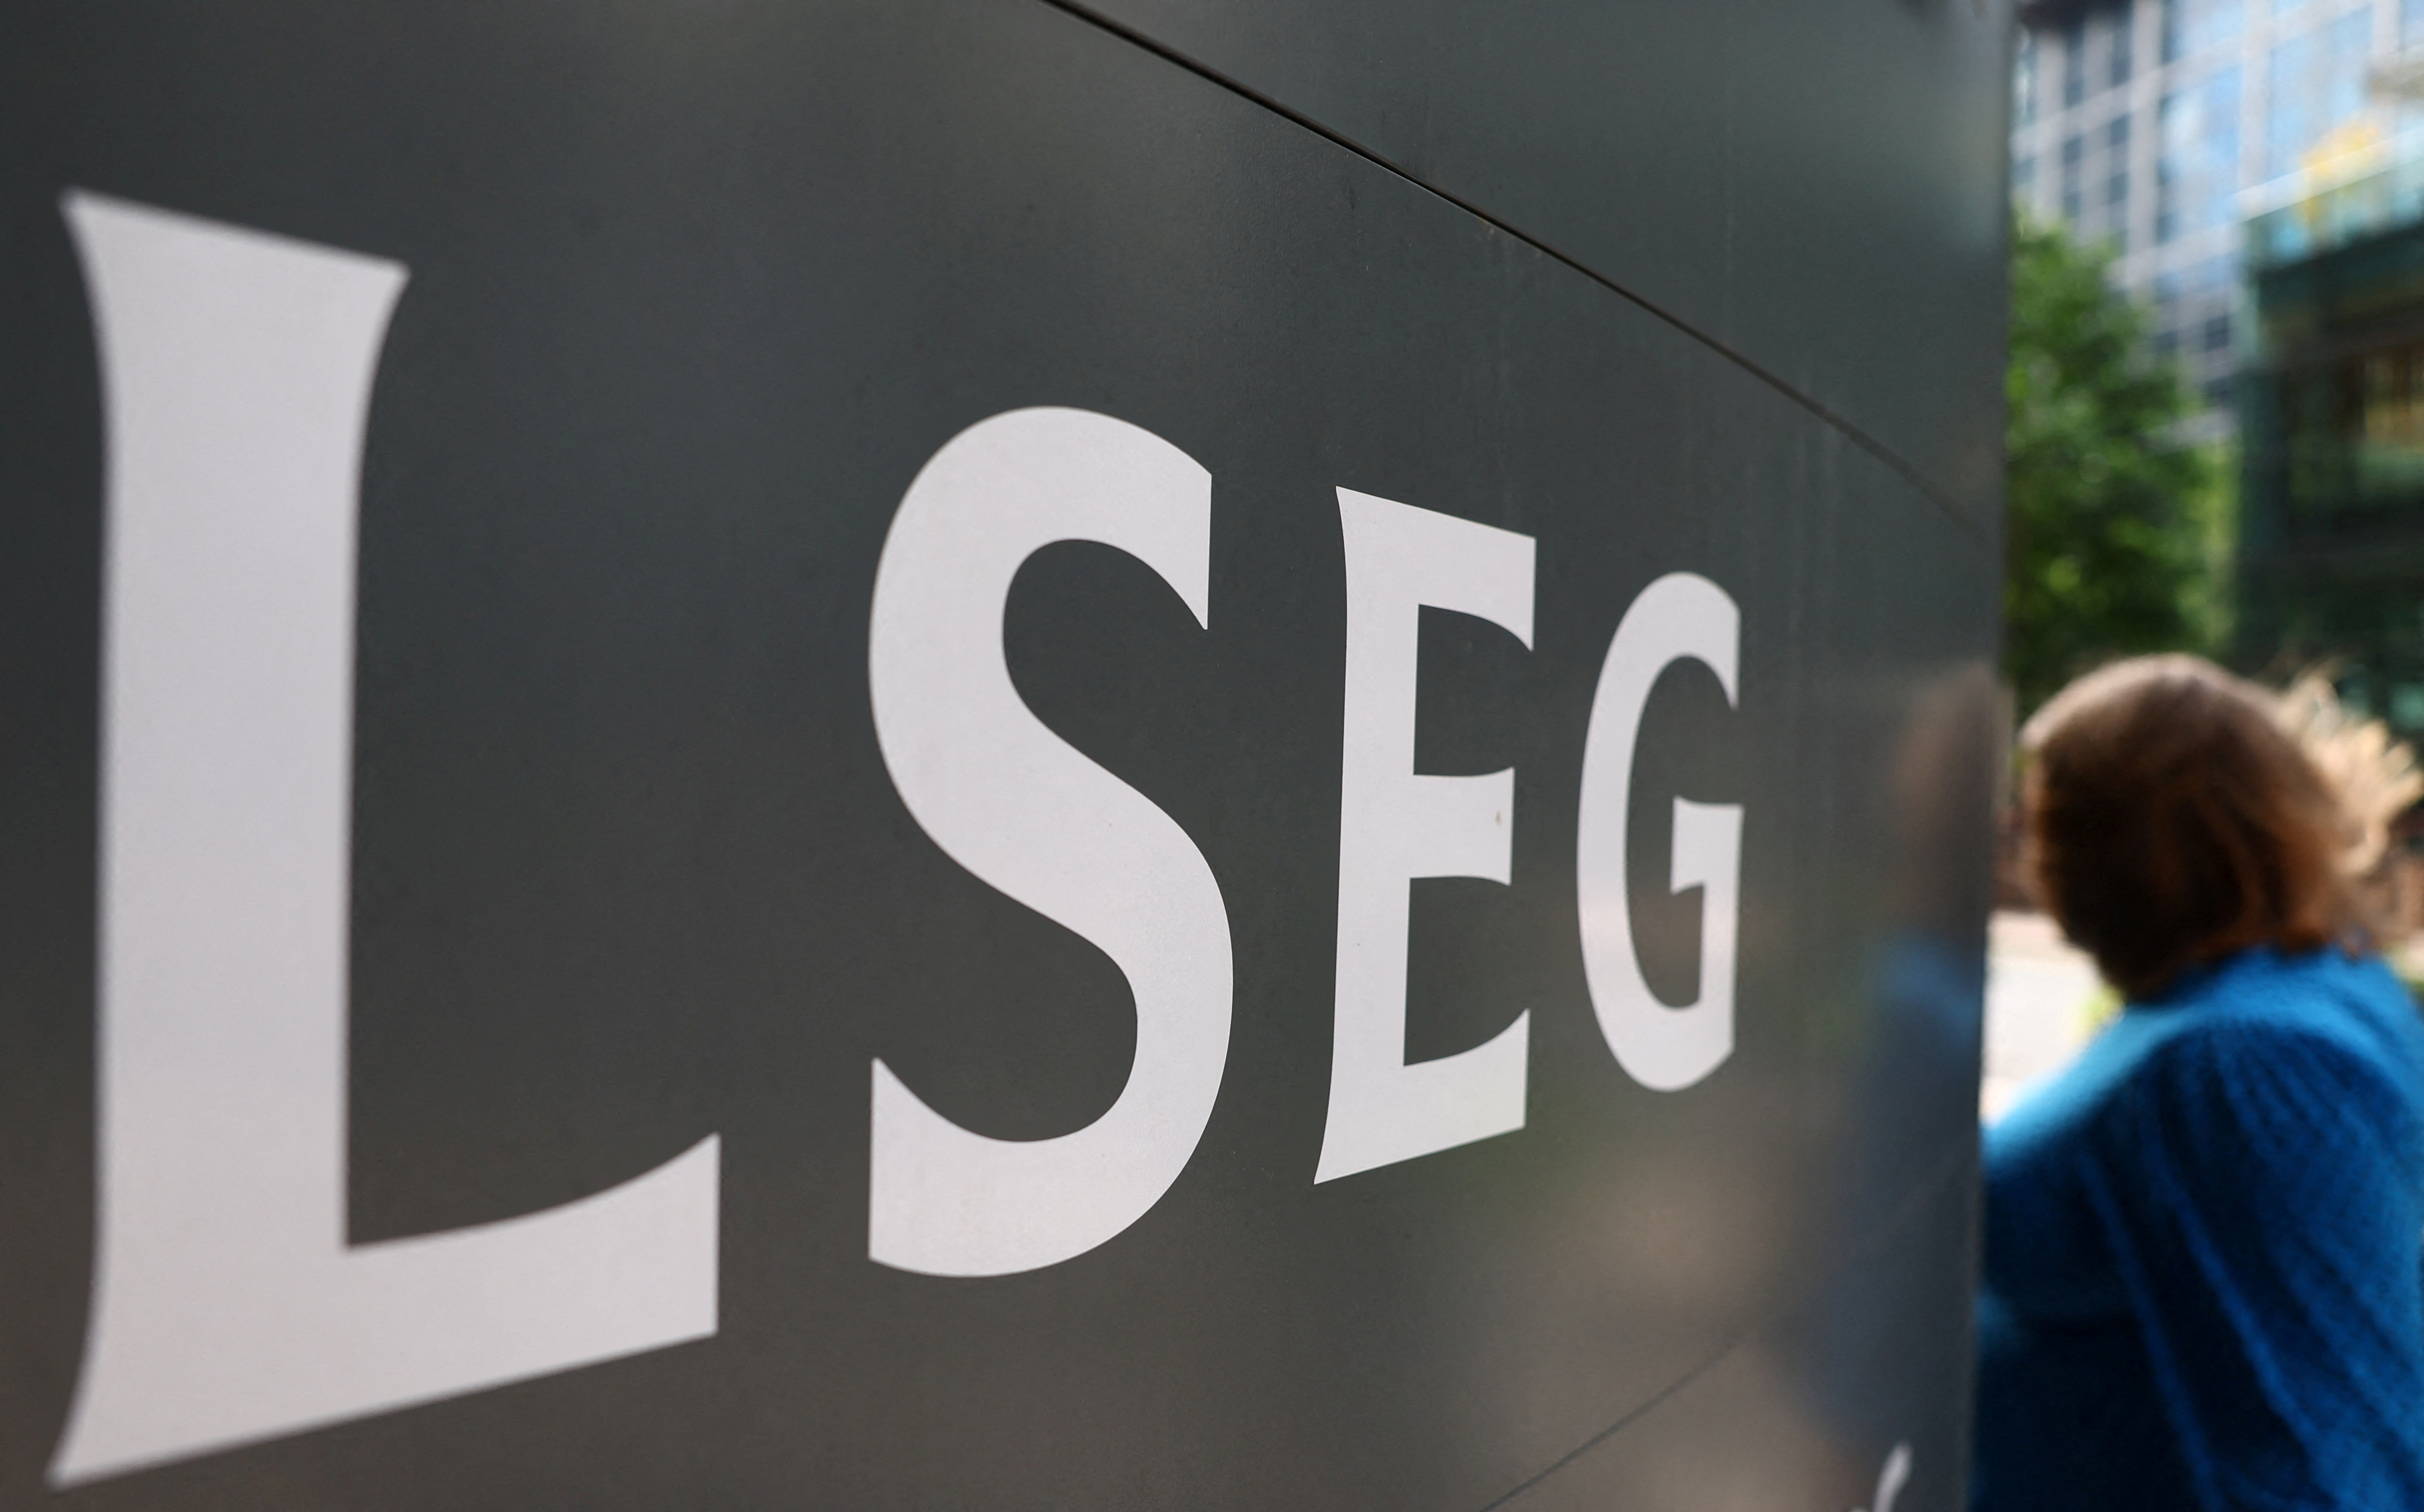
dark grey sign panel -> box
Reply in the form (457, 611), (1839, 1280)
(0, 1), (1999, 1507)
(1070, 0), (2015, 526)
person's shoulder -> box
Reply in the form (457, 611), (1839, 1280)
(2140, 949), (2424, 1126)
(2192, 946), (2413, 1034)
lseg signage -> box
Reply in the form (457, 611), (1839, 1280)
(0, 2), (2008, 1508)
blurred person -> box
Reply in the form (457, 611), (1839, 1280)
(1972, 655), (2424, 1511)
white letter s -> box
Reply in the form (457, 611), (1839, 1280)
(866, 407), (1233, 1276)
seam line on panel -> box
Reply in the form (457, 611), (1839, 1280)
(1474, 1139), (1979, 1509)
(1029, 0), (1989, 541)
(1472, 1330), (1747, 1512)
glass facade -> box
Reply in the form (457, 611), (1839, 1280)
(2018, 33), (2039, 127)
(2160, 66), (2242, 241)
(2164, 0), (2245, 60)
(2240, 135), (2424, 734)
(2019, 0), (2404, 433)
(2265, 7), (2372, 177)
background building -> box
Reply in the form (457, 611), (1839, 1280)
(2013, 0), (2420, 433)
(2241, 118), (2424, 727)
(2017, 0), (2424, 742)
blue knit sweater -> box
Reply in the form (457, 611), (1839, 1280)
(1974, 946), (2424, 1511)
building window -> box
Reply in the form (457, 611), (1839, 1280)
(2392, 684), (2424, 733)
(2181, 254), (2236, 299)
(2017, 34), (2039, 127)
(2270, 28), (2311, 176)
(2204, 312), (2234, 351)
(2160, 66), (2243, 241)
(2062, 134), (2085, 167)
(2064, 186), (2085, 221)
(2171, 0), (2245, 58)
(2109, 169), (2131, 205)
(2016, 156), (2037, 197)
(2111, 7), (2135, 86)
(2065, 20), (2089, 105)
(2109, 113), (2132, 152)
(2267, 7), (2373, 180)
(2154, 328), (2182, 359)
(2408, 0), (2424, 44)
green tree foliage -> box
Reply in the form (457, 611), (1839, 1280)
(2006, 214), (2228, 715)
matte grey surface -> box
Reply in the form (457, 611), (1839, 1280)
(1071, 0), (2016, 526)
(1505, 1154), (1981, 1510)
(0, 0), (2000, 1506)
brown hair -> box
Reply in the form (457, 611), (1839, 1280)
(2020, 654), (2367, 999)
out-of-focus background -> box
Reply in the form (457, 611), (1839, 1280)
(1990, 0), (2424, 1112)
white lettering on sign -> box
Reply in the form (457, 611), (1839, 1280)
(1316, 489), (1535, 1183)
(1858, 1442), (1915, 1512)
(1575, 572), (1744, 1092)
(865, 407), (1234, 1276)
(52, 192), (720, 1488)
(43, 194), (1757, 1479)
